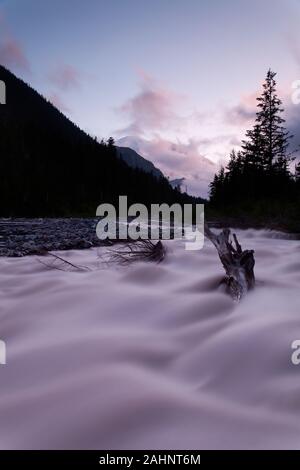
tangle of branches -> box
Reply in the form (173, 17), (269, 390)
(101, 240), (166, 266)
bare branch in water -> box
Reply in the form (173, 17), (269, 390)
(38, 253), (91, 272)
(103, 240), (167, 266)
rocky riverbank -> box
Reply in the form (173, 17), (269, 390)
(0, 218), (107, 257)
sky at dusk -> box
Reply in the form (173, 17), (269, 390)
(1, 0), (300, 196)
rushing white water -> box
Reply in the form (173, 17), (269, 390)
(0, 229), (299, 449)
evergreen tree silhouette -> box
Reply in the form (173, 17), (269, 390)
(255, 69), (293, 171)
(209, 69), (299, 230)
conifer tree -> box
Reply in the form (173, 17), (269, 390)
(255, 69), (293, 171)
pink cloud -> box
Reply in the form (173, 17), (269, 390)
(48, 64), (80, 91)
(226, 92), (258, 126)
(115, 74), (223, 196)
(0, 11), (30, 72)
(117, 76), (184, 135)
(0, 38), (30, 72)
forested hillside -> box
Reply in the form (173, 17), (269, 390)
(0, 65), (201, 216)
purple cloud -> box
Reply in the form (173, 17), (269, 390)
(0, 38), (29, 71)
(117, 75), (184, 136)
(0, 13), (30, 72)
(114, 75), (223, 196)
(48, 64), (80, 91)
(225, 91), (258, 126)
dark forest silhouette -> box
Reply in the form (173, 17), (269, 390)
(0, 65), (202, 217)
(209, 70), (300, 231)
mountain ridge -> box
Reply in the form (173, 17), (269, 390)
(0, 65), (203, 216)
(116, 146), (164, 180)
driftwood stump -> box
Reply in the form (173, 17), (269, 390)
(204, 224), (255, 301)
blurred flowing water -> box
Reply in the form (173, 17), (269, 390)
(0, 229), (299, 449)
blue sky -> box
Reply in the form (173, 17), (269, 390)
(1, 0), (300, 196)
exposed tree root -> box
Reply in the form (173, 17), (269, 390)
(204, 223), (255, 301)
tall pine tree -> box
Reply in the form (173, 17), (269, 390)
(255, 69), (293, 172)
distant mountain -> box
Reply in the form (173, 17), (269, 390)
(0, 65), (202, 216)
(116, 146), (164, 180)
(169, 178), (185, 191)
